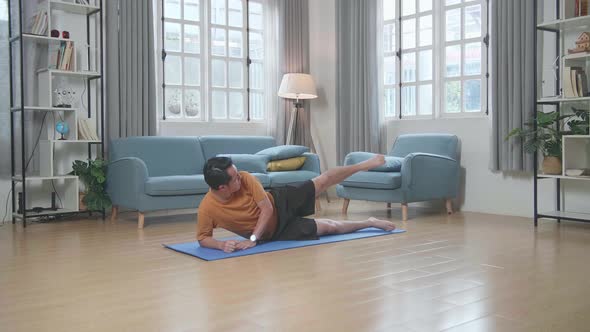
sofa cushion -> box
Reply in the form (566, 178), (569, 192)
(341, 171), (402, 190)
(251, 173), (271, 188)
(145, 175), (209, 196)
(199, 136), (276, 159)
(217, 154), (270, 174)
(256, 145), (310, 161)
(268, 170), (318, 187)
(345, 152), (403, 172)
(267, 156), (307, 172)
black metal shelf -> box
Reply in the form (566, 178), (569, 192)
(8, 0), (105, 227)
(533, 0), (590, 226)
(538, 211), (590, 223)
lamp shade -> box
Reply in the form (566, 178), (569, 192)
(277, 73), (318, 100)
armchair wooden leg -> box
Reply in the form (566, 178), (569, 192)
(342, 199), (350, 215)
(387, 203), (392, 209)
(401, 203), (408, 221)
(446, 199), (453, 215)
(316, 198), (322, 212)
(110, 206), (118, 223)
(138, 212), (145, 229)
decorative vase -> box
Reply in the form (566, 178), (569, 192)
(79, 192), (87, 211)
(542, 156), (562, 175)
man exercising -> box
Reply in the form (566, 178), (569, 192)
(197, 154), (396, 253)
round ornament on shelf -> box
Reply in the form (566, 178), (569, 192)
(56, 121), (69, 140)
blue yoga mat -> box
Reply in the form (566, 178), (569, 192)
(164, 227), (406, 261)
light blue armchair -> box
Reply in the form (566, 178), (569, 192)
(336, 134), (460, 221)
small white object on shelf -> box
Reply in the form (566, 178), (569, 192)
(566, 169), (585, 176)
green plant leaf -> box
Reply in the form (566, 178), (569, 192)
(505, 128), (525, 141)
(72, 158), (111, 212)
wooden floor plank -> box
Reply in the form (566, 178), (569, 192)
(1, 200), (590, 331)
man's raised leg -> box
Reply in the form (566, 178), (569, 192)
(312, 154), (385, 197)
(315, 217), (396, 236)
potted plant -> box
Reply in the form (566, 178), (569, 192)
(506, 108), (589, 174)
(168, 91), (181, 115)
(70, 159), (112, 212)
(184, 94), (200, 117)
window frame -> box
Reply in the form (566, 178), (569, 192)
(400, 4), (435, 120)
(439, 0), (488, 118)
(157, 0), (266, 123)
(381, 0), (488, 120)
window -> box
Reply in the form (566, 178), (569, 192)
(382, 0), (487, 118)
(160, 0), (266, 121)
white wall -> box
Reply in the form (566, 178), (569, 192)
(308, 0), (590, 218)
(309, 0), (338, 173)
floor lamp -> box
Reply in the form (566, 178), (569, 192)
(278, 73), (318, 146)
(278, 74), (330, 206)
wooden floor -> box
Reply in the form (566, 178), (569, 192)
(1, 200), (590, 332)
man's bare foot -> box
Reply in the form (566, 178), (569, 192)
(368, 217), (396, 231)
(363, 154), (386, 170)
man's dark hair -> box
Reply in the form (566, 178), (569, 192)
(203, 157), (234, 190)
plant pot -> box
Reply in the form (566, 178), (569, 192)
(79, 192), (87, 211)
(542, 156), (562, 175)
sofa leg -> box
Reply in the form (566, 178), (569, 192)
(110, 206), (118, 224)
(446, 199), (453, 215)
(138, 212), (145, 229)
(315, 198), (322, 212)
(401, 203), (408, 221)
(387, 203), (391, 209)
(342, 199), (350, 215)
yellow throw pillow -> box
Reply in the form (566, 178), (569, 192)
(267, 156), (307, 172)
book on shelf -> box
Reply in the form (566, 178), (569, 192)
(563, 66), (588, 97)
(576, 0), (589, 16)
(77, 118), (99, 141)
(49, 41), (75, 71)
(29, 7), (48, 36)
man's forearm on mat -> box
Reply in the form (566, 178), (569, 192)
(252, 209), (273, 239)
(199, 237), (224, 250)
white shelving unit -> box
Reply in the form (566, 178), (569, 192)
(9, 0), (104, 226)
(535, 0), (590, 226)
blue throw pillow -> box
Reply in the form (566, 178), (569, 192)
(255, 145), (310, 161)
(217, 154), (270, 174)
(344, 152), (403, 172)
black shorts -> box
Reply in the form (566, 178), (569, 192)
(270, 180), (318, 241)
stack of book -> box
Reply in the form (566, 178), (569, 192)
(576, 0), (589, 16)
(563, 66), (589, 98)
(77, 119), (99, 141)
(49, 41), (75, 71)
(30, 8), (48, 36)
